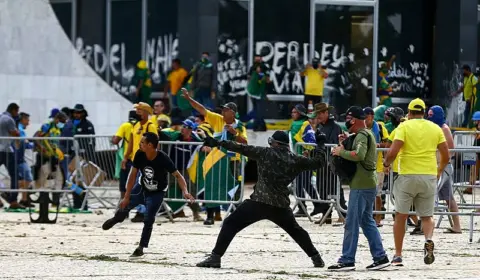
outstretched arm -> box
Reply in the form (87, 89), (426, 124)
(181, 88), (207, 116)
(217, 140), (266, 161)
(295, 148), (327, 172)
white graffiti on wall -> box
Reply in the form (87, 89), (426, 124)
(444, 62), (465, 127)
(255, 41), (351, 95)
(75, 34), (178, 96)
(380, 46), (430, 93)
(217, 37), (248, 96)
(146, 34), (179, 85)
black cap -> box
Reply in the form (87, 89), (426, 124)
(363, 107), (374, 116)
(294, 104), (307, 116)
(73, 104), (86, 112)
(270, 130), (289, 146)
(346, 106), (366, 120)
(221, 102), (238, 113)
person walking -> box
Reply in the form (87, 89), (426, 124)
(383, 98), (450, 266)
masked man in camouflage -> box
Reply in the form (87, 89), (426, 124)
(196, 130), (328, 269)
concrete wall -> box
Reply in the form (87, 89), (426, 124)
(0, 0), (133, 137)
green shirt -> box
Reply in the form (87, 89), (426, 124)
(246, 71), (267, 99)
(339, 129), (377, 189)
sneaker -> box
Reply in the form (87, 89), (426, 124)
(410, 226), (423, 235)
(131, 213), (144, 223)
(366, 256), (390, 270)
(424, 240), (435, 265)
(311, 254), (325, 268)
(196, 253), (221, 268)
(102, 217), (120, 230)
(327, 262), (355, 271)
(203, 218), (214, 226)
(130, 247), (144, 258)
(391, 255), (404, 267)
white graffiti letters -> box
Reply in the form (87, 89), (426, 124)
(146, 34), (179, 85)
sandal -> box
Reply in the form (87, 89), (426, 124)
(444, 228), (462, 234)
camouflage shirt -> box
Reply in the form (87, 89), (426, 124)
(219, 141), (327, 208)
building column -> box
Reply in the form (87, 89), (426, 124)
(432, 0), (478, 105)
(177, 0), (219, 70)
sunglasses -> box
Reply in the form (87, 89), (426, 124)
(183, 125), (193, 129)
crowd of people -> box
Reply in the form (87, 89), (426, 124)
(0, 103), (95, 210)
(0, 52), (479, 270)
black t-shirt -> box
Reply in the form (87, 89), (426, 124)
(133, 150), (177, 192)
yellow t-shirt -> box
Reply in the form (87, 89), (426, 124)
(130, 120), (158, 161)
(304, 68), (325, 96)
(463, 73), (478, 100)
(387, 129), (400, 173)
(205, 110), (248, 161)
(376, 123), (389, 172)
(393, 119), (446, 175)
(168, 68), (189, 96)
(115, 122), (134, 157)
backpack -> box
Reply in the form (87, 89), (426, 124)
(328, 130), (375, 184)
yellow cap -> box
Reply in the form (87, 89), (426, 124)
(407, 98), (426, 111)
(133, 102), (153, 115)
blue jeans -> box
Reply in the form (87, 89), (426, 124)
(339, 188), (387, 264)
(194, 88), (213, 110)
(114, 184), (165, 248)
(0, 151), (18, 203)
(463, 100), (471, 127)
(244, 98), (266, 129)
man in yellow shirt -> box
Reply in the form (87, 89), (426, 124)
(112, 110), (137, 199)
(121, 102), (157, 223)
(384, 98), (450, 267)
(182, 88), (247, 202)
(165, 59), (188, 109)
(302, 59), (328, 107)
(454, 65), (478, 127)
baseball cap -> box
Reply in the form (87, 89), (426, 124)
(363, 107), (374, 116)
(49, 108), (60, 118)
(408, 98), (426, 112)
(345, 106), (366, 120)
(220, 102), (238, 113)
(182, 119), (197, 130)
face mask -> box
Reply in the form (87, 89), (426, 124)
(73, 119), (81, 126)
(57, 122), (65, 129)
(345, 119), (354, 130)
(136, 114), (144, 121)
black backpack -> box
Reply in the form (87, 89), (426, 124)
(329, 130), (375, 184)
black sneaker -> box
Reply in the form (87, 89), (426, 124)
(203, 218), (214, 226)
(131, 213), (144, 223)
(130, 247), (144, 258)
(102, 217), (120, 230)
(311, 254), (325, 268)
(366, 256), (390, 270)
(410, 226), (423, 235)
(424, 240), (435, 265)
(391, 255), (403, 267)
(327, 262), (355, 271)
(196, 253), (221, 268)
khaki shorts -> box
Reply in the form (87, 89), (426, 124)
(376, 172), (385, 197)
(393, 174), (437, 217)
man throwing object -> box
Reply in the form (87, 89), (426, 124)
(196, 130), (328, 269)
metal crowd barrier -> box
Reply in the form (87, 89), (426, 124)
(70, 136), (245, 219)
(0, 136), (82, 219)
(0, 135), (246, 221)
(293, 141), (480, 242)
(292, 143), (344, 226)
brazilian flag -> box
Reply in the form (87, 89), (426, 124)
(200, 147), (237, 208)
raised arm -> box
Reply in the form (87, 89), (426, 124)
(181, 88), (207, 116)
(295, 148), (327, 172)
